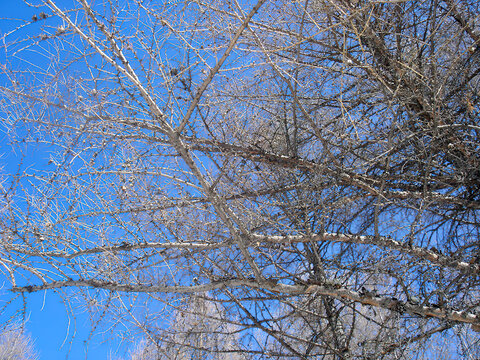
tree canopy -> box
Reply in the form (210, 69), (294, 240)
(1, 0), (480, 358)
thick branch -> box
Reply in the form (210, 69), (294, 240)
(251, 233), (480, 274)
(11, 278), (480, 326)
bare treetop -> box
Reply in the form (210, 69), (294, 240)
(1, 0), (480, 358)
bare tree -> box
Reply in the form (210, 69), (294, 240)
(121, 296), (246, 360)
(0, 324), (38, 360)
(1, 0), (480, 358)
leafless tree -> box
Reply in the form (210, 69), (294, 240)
(1, 0), (480, 358)
(120, 296), (246, 360)
(0, 324), (38, 360)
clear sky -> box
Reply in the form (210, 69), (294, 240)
(0, 1), (127, 359)
(6, 290), (118, 360)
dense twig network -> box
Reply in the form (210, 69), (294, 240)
(1, 0), (480, 358)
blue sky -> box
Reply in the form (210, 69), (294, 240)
(8, 290), (117, 360)
(0, 1), (127, 359)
